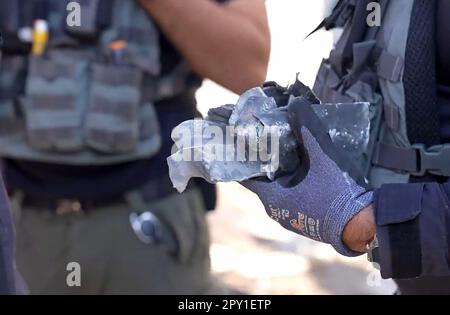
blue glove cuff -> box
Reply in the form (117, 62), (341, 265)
(325, 190), (374, 256)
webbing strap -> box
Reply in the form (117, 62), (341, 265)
(377, 50), (403, 82)
(372, 142), (450, 177)
(372, 143), (418, 173)
(320, 0), (387, 83)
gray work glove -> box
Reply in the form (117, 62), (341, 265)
(244, 97), (373, 256)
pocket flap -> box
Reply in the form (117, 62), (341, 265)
(30, 57), (78, 81)
(376, 183), (423, 226)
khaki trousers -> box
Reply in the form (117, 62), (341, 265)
(12, 189), (221, 294)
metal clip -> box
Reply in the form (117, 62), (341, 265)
(129, 211), (163, 245)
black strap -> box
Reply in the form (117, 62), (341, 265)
(324, 0), (387, 82)
(372, 142), (450, 177)
(372, 143), (419, 173)
(19, 176), (179, 211)
(337, 0), (372, 64)
(404, 0), (441, 147)
(307, 0), (387, 79)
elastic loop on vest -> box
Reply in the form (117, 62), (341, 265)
(383, 103), (400, 131)
(377, 51), (404, 82)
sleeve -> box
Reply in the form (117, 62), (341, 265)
(374, 181), (450, 279)
(0, 181), (16, 294)
(0, 178), (27, 294)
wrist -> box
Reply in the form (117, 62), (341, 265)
(324, 189), (373, 256)
(342, 204), (376, 253)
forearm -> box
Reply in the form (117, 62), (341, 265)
(139, 0), (270, 94)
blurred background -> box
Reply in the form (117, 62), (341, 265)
(197, 0), (396, 295)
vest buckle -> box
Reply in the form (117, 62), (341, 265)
(411, 144), (450, 177)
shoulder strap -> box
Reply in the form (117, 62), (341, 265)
(333, 0), (372, 69)
(310, 0), (386, 77)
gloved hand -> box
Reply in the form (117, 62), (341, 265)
(243, 97), (373, 256)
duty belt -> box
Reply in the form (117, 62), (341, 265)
(13, 177), (187, 214)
